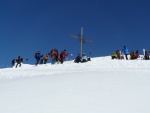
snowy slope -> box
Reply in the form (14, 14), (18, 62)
(0, 56), (150, 113)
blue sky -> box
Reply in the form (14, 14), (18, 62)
(0, 0), (150, 67)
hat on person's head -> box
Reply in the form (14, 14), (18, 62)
(64, 49), (66, 51)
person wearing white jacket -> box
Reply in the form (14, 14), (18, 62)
(82, 53), (88, 62)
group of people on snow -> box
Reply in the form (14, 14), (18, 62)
(11, 56), (24, 68)
(111, 46), (129, 60)
(111, 46), (150, 60)
(34, 49), (68, 66)
(74, 53), (91, 63)
(11, 45), (150, 68)
(12, 47), (91, 68)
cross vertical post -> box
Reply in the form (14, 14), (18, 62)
(69, 27), (93, 57)
(80, 27), (83, 56)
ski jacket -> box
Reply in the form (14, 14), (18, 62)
(75, 56), (81, 61)
(130, 53), (135, 59)
(82, 55), (88, 61)
(116, 51), (120, 58)
(124, 47), (129, 55)
(145, 52), (149, 60)
(60, 51), (67, 58)
(44, 55), (48, 60)
(112, 52), (117, 58)
(35, 53), (43, 60)
(135, 53), (140, 58)
(12, 59), (16, 64)
(49, 49), (58, 58)
(16, 57), (22, 63)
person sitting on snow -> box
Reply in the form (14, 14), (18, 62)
(43, 54), (49, 64)
(144, 51), (149, 60)
(81, 53), (88, 63)
(135, 50), (140, 59)
(74, 54), (82, 63)
(130, 50), (136, 60)
(111, 52), (118, 59)
(87, 57), (91, 61)
(116, 50), (120, 59)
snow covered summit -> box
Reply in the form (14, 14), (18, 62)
(0, 56), (150, 113)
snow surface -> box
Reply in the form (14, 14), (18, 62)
(0, 56), (150, 113)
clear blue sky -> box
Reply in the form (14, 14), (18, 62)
(1, 0), (150, 67)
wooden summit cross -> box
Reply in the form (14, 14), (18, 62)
(69, 27), (93, 57)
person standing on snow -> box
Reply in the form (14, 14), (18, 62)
(124, 46), (129, 60)
(11, 59), (16, 67)
(16, 56), (23, 68)
(60, 49), (67, 64)
(34, 51), (43, 65)
(49, 48), (58, 64)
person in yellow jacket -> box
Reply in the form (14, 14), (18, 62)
(111, 52), (118, 59)
(43, 54), (49, 64)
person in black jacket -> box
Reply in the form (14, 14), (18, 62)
(11, 59), (16, 67)
(144, 51), (149, 60)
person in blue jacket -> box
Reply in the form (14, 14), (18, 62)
(34, 51), (43, 65)
(124, 46), (129, 60)
(74, 54), (82, 63)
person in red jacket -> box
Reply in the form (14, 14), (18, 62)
(49, 48), (58, 64)
(135, 50), (140, 59)
(16, 56), (23, 68)
(60, 49), (67, 64)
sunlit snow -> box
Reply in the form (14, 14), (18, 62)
(0, 56), (150, 113)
